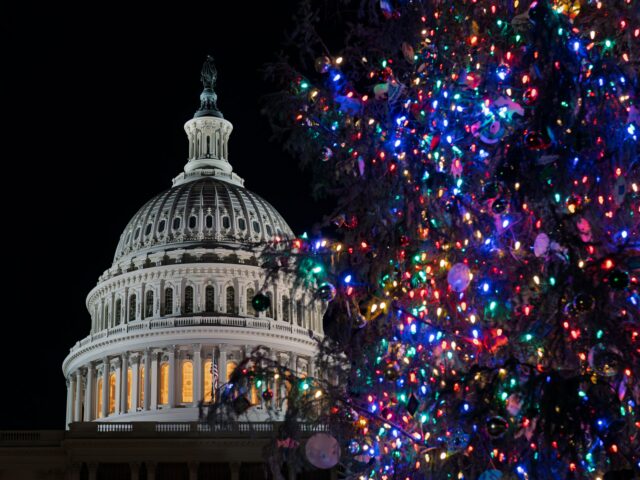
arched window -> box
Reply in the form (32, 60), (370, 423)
(246, 288), (256, 317)
(108, 373), (116, 415)
(252, 221), (261, 233)
(172, 217), (181, 230)
(204, 360), (213, 402)
(222, 216), (230, 229)
(206, 136), (211, 155)
(134, 227), (140, 240)
(158, 219), (166, 233)
(164, 288), (173, 315)
(96, 378), (103, 418)
(129, 294), (137, 322)
(296, 300), (304, 326)
(205, 285), (215, 312)
(266, 292), (274, 319)
(160, 364), (169, 405)
(126, 368), (132, 411)
(184, 286), (194, 314)
(238, 218), (246, 231)
(145, 290), (154, 319)
(115, 299), (121, 325)
(226, 361), (238, 382)
(266, 225), (273, 236)
(226, 286), (235, 314)
(189, 216), (197, 229)
(205, 215), (213, 228)
(282, 296), (290, 323)
(138, 365), (145, 408)
(182, 361), (193, 403)
(103, 305), (109, 329)
(145, 223), (152, 236)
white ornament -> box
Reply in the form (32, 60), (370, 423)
(305, 433), (340, 469)
(447, 263), (471, 292)
(533, 233), (550, 257)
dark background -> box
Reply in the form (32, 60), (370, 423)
(4, 4), (331, 429)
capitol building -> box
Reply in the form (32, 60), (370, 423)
(0, 58), (327, 480)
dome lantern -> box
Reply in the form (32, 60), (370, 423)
(173, 56), (244, 187)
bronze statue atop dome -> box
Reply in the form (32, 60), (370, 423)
(201, 55), (217, 90)
(195, 55), (223, 118)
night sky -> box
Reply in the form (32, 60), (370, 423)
(5, 4), (330, 429)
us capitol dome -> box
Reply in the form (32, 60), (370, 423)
(62, 57), (323, 426)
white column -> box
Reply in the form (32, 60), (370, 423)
(150, 350), (159, 410)
(218, 345), (228, 389)
(113, 358), (122, 416)
(130, 354), (140, 413)
(168, 347), (176, 407)
(120, 353), (128, 414)
(65, 377), (73, 429)
(100, 358), (109, 419)
(74, 370), (83, 422)
(290, 352), (298, 375)
(143, 349), (151, 410)
(84, 364), (94, 421)
(193, 345), (202, 404)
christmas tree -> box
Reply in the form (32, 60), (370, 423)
(209, 1), (639, 478)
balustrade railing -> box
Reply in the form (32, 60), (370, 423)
(71, 315), (318, 352)
(63, 421), (324, 438)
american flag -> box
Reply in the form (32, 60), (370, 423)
(211, 359), (219, 401)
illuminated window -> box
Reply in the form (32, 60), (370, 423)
(164, 288), (173, 315)
(126, 368), (132, 411)
(205, 286), (215, 312)
(115, 299), (121, 325)
(226, 286), (235, 314)
(182, 361), (193, 403)
(185, 286), (194, 314)
(138, 365), (145, 408)
(108, 373), (116, 414)
(204, 360), (213, 402)
(246, 288), (256, 317)
(96, 378), (103, 418)
(145, 290), (154, 318)
(160, 364), (169, 405)
(251, 383), (259, 405)
(226, 361), (237, 382)
(282, 296), (290, 322)
(129, 294), (136, 322)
